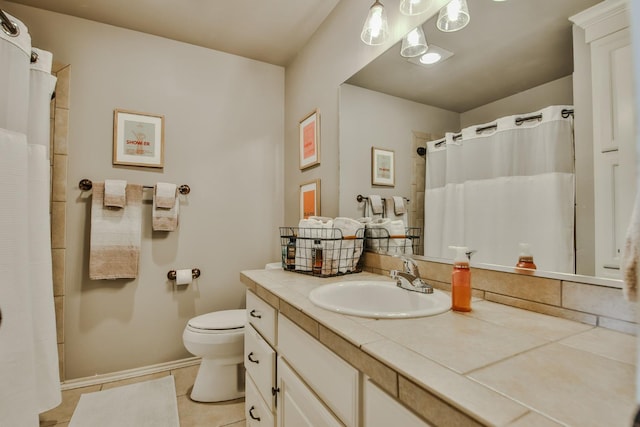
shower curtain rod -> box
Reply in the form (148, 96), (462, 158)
(0, 9), (18, 36)
(419, 108), (575, 155)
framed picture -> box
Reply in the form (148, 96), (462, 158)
(299, 109), (320, 170)
(300, 179), (320, 219)
(371, 147), (395, 186)
(113, 109), (165, 168)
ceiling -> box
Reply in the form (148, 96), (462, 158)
(346, 0), (602, 112)
(3, 0), (341, 66)
(4, 0), (602, 110)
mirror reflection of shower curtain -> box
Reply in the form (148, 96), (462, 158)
(0, 12), (61, 426)
(424, 105), (575, 273)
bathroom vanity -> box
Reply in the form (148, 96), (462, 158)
(241, 268), (636, 426)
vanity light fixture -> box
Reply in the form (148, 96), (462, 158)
(400, 26), (428, 57)
(399, 0), (431, 16)
(361, 1), (389, 46)
(436, 0), (470, 32)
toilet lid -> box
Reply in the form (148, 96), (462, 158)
(188, 309), (246, 331)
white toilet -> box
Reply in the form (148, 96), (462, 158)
(182, 309), (246, 402)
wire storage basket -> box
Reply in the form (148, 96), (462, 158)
(364, 226), (422, 255)
(280, 227), (365, 277)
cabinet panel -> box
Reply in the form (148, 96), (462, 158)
(364, 378), (431, 427)
(277, 357), (343, 427)
(247, 291), (277, 346)
(246, 374), (275, 427)
(245, 324), (276, 411)
(277, 314), (358, 427)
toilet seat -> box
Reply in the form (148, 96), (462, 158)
(187, 309), (245, 334)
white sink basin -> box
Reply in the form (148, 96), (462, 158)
(308, 280), (451, 319)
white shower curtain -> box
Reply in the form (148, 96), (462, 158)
(424, 105), (575, 273)
(0, 12), (61, 425)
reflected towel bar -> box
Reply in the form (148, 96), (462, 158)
(79, 179), (190, 195)
(357, 195), (410, 203)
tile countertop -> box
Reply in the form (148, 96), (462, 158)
(240, 269), (638, 427)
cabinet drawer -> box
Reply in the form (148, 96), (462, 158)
(277, 314), (359, 427)
(245, 324), (276, 411)
(246, 374), (275, 427)
(364, 378), (432, 427)
(246, 290), (277, 346)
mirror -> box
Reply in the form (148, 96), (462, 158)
(339, 0), (618, 280)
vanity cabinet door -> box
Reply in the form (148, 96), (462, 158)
(363, 378), (432, 427)
(246, 374), (275, 427)
(245, 323), (276, 411)
(276, 357), (344, 427)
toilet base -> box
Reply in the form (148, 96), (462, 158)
(190, 359), (245, 403)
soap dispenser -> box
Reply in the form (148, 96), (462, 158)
(515, 243), (537, 274)
(449, 246), (472, 312)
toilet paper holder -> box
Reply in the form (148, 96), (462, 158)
(167, 268), (201, 281)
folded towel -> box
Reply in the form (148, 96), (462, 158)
(104, 179), (127, 208)
(366, 218), (411, 255)
(393, 196), (406, 215)
(368, 195), (384, 215)
(152, 192), (180, 231)
(155, 182), (177, 209)
(90, 182), (143, 280)
(384, 197), (408, 226)
(622, 195), (640, 301)
(334, 217), (365, 272)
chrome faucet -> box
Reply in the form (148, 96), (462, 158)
(390, 256), (433, 294)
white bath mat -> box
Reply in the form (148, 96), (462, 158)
(70, 375), (180, 427)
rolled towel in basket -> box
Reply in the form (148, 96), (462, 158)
(334, 217), (364, 273)
(296, 217), (334, 272)
(365, 218), (390, 252)
(386, 219), (412, 255)
(366, 218), (412, 255)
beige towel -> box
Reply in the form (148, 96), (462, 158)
(392, 196), (406, 215)
(152, 192), (179, 231)
(104, 179), (127, 208)
(90, 182), (142, 280)
(368, 195), (383, 215)
(155, 182), (177, 208)
(622, 196), (640, 301)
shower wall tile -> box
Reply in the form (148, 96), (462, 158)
(54, 65), (70, 110)
(57, 343), (64, 381)
(51, 201), (66, 249)
(54, 108), (69, 155)
(52, 248), (65, 296)
(55, 296), (64, 343)
(52, 154), (67, 202)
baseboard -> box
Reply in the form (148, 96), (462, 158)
(61, 356), (201, 390)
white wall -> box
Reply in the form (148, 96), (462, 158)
(3, 3), (284, 379)
(339, 84), (460, 219)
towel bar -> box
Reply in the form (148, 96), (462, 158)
(167, 268), (200, 281)
(79, 179), (190, 195)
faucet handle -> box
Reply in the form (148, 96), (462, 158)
(390, 269), (400, 280)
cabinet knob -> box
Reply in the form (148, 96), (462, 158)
(249, 309), (262, 319)
(249, 406), (261, 421)
(272, 386), (280, 396)
(247, 352), (260, 364)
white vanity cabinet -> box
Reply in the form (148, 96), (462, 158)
(245, 289), (431, 427)
(572, 0), (634, 279)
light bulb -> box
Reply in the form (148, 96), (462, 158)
(447, 0), (461, 21)
(436, 0), (470, 32)
(399, 0), (431, 16)
(420, 52), (442, 64)
(361, 1), (389, 45)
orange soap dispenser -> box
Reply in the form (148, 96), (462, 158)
(449, 246), (473, 312)
(515, 243), (537, 274)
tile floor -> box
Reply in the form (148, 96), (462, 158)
(39, 364), (246, 427)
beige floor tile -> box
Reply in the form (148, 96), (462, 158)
(39, 384), (101, 425)
(100, 371), (169, 390)
(177, 395), (245, 427)
(470, 343), (636, 427)
(172, 364), (200, 397)
(367, 311), (547, 373)
(469, 300), (593, 341)
(559, 327), (637, 365)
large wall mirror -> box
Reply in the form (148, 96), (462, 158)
(338, 0), (631, 285)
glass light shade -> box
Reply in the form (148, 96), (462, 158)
(399, 0), (431, 16)
(436, 0), (470, 32)
(361, 1), (389, 46)
(401, 26), (428, 57)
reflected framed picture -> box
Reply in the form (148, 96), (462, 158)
(300, 179), (320, 219)
(113, 109), (165, 168)
(299, 109), (320, 170)
(371, 147), (395, 186)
